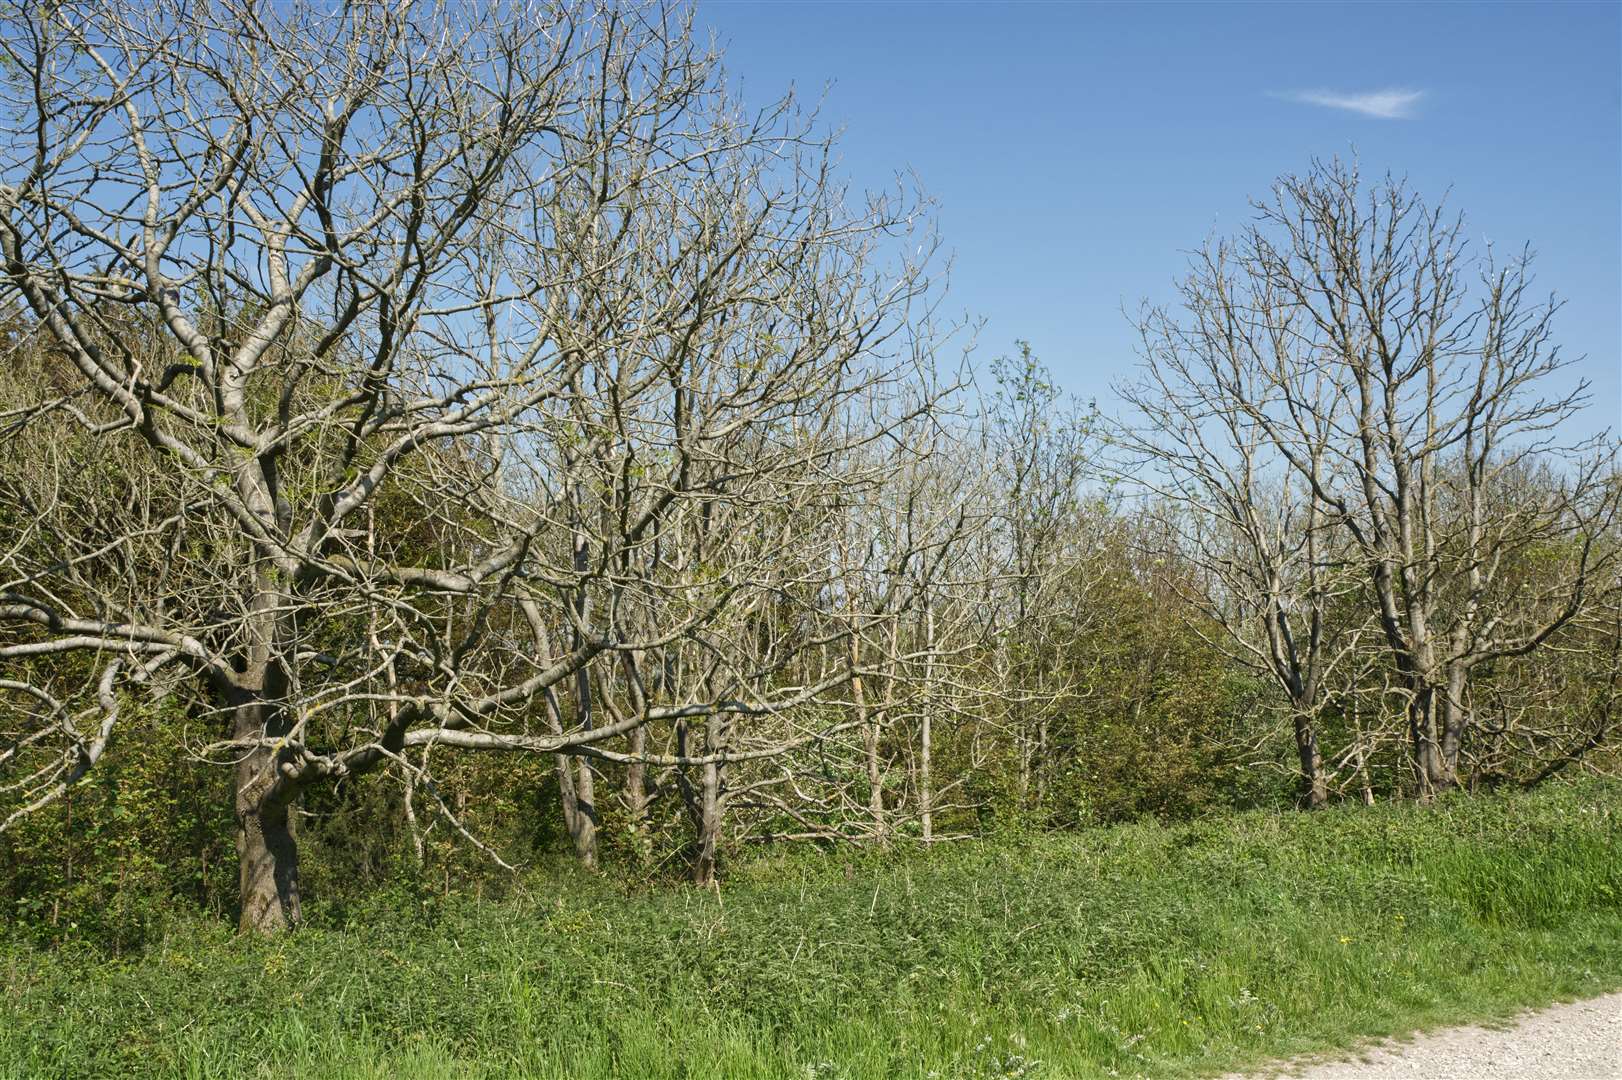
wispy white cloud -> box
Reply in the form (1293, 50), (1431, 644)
(1275, 88), (1425, 120)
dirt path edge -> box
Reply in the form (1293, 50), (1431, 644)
(1227, 991), (1622, 1079)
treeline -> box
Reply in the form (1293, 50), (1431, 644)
(0, 0), (1617, 943)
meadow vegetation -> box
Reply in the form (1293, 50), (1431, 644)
(4, 780), (1620, 1078)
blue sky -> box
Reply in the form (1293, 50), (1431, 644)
(696, 1), (1621, 433)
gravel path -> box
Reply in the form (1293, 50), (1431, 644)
(1237, 992), (1622, 1079)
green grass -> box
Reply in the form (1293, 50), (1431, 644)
(3, 780), (1621, 1079)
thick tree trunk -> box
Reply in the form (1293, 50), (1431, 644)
(232, 692), (302, 933)
(569, 756), (597, 869)
(1407, 682), (1459, 796)
(235, 759), (302, 934)
(1292, 711), (1328, 809)
(693, 767), (721, 888)
(1015, 732), (1032, 807)
(552, 751), (585, 858)
(1438, 661), (1470, 784)
(220, 468), (309, 934)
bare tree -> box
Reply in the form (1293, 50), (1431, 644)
(1141, 159), (1619, 795)
(0, 0), (946, 928)
(1122, 288), (1367, 807)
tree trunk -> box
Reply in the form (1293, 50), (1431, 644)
(1010, 660), (1031, 809)
(1034, 717), (1050, 809)
(1407, 682), (1459, 796)
(567, 483), (598, 868)
(232, 694), (302, 934)
(693, 714), (725, 887)
(919, 707), (934, 843)
(849, 625), (887, 843)
(624, 722), (649, 847)
(1291, 707), (1327, 809)
(552, 750), (584, 854)
(863, 718), (886, 843)
(615, 648), (652, 859)
(566, 610), (597, 870)
(919, 601), (936, 842)
(569, 756), (597, 869)
(236, 768), (301, 934)
(229, 483), (306, 933)
(1438, 661), (1470, 785)
(539, 681), (594, 866)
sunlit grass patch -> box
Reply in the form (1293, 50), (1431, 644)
(2, 779), (1619, 1079)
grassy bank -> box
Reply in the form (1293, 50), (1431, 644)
(3, 780), (1620, 1079)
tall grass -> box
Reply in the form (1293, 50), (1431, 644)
(3, 780), (1619, 1079)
